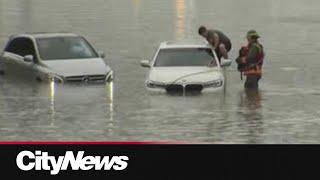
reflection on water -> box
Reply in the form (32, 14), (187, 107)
(105, 81), (114, 137)
(238, 89), (263, 143)
(18, 0), (32, 32)
(0, 77), (115, 140)
(132, 0), (141, 17)
(49, 81), (56, 126)
(240, 89), (262, 111)
(175, 0), (185, 40)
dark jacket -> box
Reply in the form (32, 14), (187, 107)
(206, 29), (232, 59)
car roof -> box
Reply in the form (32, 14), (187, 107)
(10, 32), (79, 39)
(159, 40), (211, 49)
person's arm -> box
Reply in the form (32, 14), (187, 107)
(213, 32), (220, 49)
(219, 44), (228, 59)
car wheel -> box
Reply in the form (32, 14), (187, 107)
(0, 70), (5, 75)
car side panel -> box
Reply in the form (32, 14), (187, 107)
(0, 53), (5, 74)
(33, 64), (53, 82)
(2, 52), (38, 81)
(1, 52), (22, 77)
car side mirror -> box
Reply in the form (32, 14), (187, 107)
(140, 60), (150, 68)
(220, 58), (232, 67)
(98, 51), (105, 58)
(23, 55), (34, 63)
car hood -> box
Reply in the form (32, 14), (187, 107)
(148, 67), (223, 84)
(42, 58), (110, 77)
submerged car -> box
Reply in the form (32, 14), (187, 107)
(140, 41), (232, 94)
(0, 33), (113, 83)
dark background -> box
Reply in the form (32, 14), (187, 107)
(0, 144), (318, 179)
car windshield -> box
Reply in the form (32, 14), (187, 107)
(36, 36), (98, 60)
(154, 48), (217, 67)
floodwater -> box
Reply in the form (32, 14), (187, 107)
(0, 0), (320, 143)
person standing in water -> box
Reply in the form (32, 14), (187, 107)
(236, 30), (265, 89)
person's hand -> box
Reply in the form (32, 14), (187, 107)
(207, 60), (215, 67)
(248, 64), (256, 68)
(240, 57), (246, 64)
(219, 44), (228, 59)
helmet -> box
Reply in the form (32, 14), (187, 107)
(246, 30), (260, 39)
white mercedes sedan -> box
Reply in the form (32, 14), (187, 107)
(0, 33), (113, 83)
(140, 41), (232, 94)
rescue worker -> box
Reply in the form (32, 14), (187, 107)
(236, 30), (264, 89)
(198, 26), (232, 61)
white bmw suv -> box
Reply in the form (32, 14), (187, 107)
(140, 41), (232, 94)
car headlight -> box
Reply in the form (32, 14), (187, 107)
(146, 80), (167, 88)
(105, 70), (114, 83)
(49, 73), (64, 83)
(203, 79), (223, 88)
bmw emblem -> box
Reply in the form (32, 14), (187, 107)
(82, 76), (90, 82)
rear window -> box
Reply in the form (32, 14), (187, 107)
(154, 48), (217, 67)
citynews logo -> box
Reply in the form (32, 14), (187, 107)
(16, 151), (129, 175)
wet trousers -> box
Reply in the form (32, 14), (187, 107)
(245, 75), (261, 89)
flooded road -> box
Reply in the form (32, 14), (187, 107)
(1, 0), (320, 143)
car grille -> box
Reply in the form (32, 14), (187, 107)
(65, 75), (106, 82)
(165, 84), (203, 94)
(166, 84), (184, 93)
(185, 84), (203, 92)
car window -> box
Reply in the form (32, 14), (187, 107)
(36, 36), (99, 60)
(5, 38), (37, 59)
(154, 48), (217, 67)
